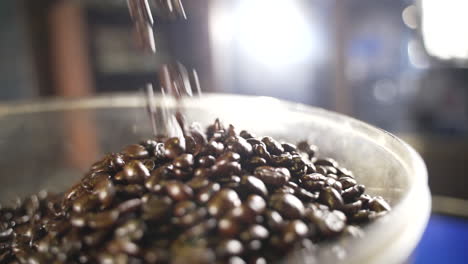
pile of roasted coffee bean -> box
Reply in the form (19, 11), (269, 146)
(0, 119), (391, 264)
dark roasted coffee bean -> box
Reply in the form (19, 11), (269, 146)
(218, 217), (240, 237)
(196, 183), (221, 204)
(342, 185), (365, 202)
(254, 166), (290, 187)
(240, 225), (269, 241)
(226, 205), (256, 224)
(116, 184), (145, 198)
(341, 200), (362, 215)
(173, 201), (197, 217)
(269, 193), (305, 219)
(337, 167), (354, 178)
(217, 151), (241, 163)
(228, 256), (246, 264)
(368, 196), (391, 212)
(246, 138), (262, 145)
(271, 153), (293, 167)
(282, 220), (308, 245)
(246, 156), (268, 170)
(93, 177), (115, 209)
(73, 194), (99, 214)
(240, 130), (255, 139)
(261, 137), (284, 155)
(325, 178), (343, 193)
(350, 209), (372, 223)
(187, 176), (210, 191)
(0, 228), (13, 242)
(117, 198), (142, 215)
(142, 195), (172, 221)
(315, 166), (328, 175)
(305, 209), (346, 236)
(315, 158), (338, 168)
(302, 180), (326, 192)
(121, 160), (150, 183)
(319, 187), (344, 210)
(294, 187), (318, 202)
(239, 175), (268, 197)
(216, 239), (243, 257)
(174, 154), (194, 169)
(358, 194), (372, 208)
(203, 140), (224, 156)
(264, 210), (284, 231)
(207, 189), (241, 217)
(252, 144), (271, 161)
(197, 155), (216, 168)
(165, 181), (193, 201)
(115, 219), (146, 241)
(194, 167), (212, 178)
(296, 141), (318, 158)
(165, 137), (186, 159)
(248, 256), (267, 264)
(122, 144), (149, 159)
(227, 137), (253, 157)
(339, 177), (357, 189)
(281, 143), (297, 153)
(211, 161), (241, 178)
(87, 210), (119, 229)
(245, 195), (266, 215)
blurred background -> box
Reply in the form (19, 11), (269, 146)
(0, 0), (467, 262)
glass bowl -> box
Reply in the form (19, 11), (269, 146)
(0, 93), (430, 264)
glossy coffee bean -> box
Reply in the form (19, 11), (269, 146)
(141, 195), (172, 221)
(87, 210), (119, 229)
(165, 181), (193, 201)
(240, 130), (255, 139)
(207, 189), (241, 217)
(261, 137), (284, 155)
(197, 155), (216, 168)
(122, 144), (149, 159)
(245, 195), (266, 215)
(342, 185), (365, 202)
(216, 239), (243, 257)
(296, 141), (318, 158)
(164, 137), (186, 159)
(254, 166), (290, 187)
(196, 183), (221, 204)
(319, 187), (344, 210)
(239, 175), (268, 197)
(269, 193), (305, 219)
(218, 217), (240, 237)
(368, 197), (391, 212)
(121, 160), (150, 184)
(282, 220), (309, 244)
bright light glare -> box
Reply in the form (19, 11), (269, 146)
(422, 0), (468, 60)
(236, 0), (315, 68)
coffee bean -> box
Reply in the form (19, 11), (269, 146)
(227, 137), (253, 157)
(218, 217), (240, 237)
(165, 181), (193, 201)
(282, 220), (308, 244)
(281, 143), (297, 153)
(216, 239), (243, 257)
(217, 151), (241, 163)
(197, 155), (216, 168)
(261, 137), (284, 155)
(269, 193), (304, 219)
(240, 225), (269, 241)
(142, 195), (172, 221)
(211, 161), (241, 178)
(368, 197), (391, 212)
(164, 137), (186, 159)
(186, 176), (210, 190)
(117, 198), (142, 215)
(121, 160), (150, 184)
(93, 177), (115, 209)
(319, 187), (344, 210)
(341, 200), (362, 215)
(342, 185), (365, 202)
(72, 194), (99, 214)
(196, 183), (221, 204)
(240, 130), (255, 139)
(207, 189), (241, 217)
(296, 141), (318, 158)
(174, 154), (194, 169)
(339, 177), (357, 189)
(239, 175), (268, 197)
(252, 144), (271, 162)
(245, 195), (266, 215)
(254, 166), (290, 187)
(306, 209), (346, 236)
(122, 144), (149, 159)
(87, 210), (119, 229)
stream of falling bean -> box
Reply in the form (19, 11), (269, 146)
(127, 0), (200, 139)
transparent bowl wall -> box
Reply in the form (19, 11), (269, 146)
(0, 94), (430, 264)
